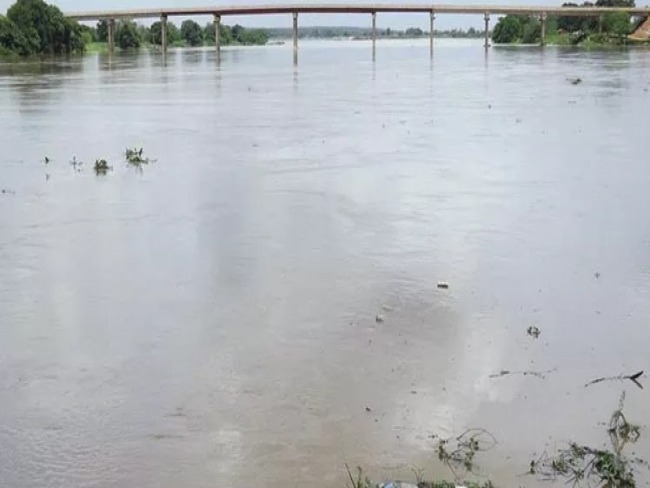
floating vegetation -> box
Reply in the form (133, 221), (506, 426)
(436, 428), (497, 481)
(125, 147), (154, 166)
(585, 371), (644, 389)
(530, 393), (645, 487)
(94, 159), (111, 175)
(527, 326), (541, 339)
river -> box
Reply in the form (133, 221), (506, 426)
(1, 39), (650, 487)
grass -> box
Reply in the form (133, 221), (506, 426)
(85, 42), (109, 54)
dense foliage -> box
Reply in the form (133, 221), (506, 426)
(492, 16), (542, 43)
(0, 0), (84, 56)
(115, 19), (141, 50)
(180, 19), (203, 46)
(493, 0), (635, 44)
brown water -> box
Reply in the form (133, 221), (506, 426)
(2, 39), (650, 488)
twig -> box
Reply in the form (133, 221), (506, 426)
(489, 369), (555, 379)
(584, 371), (643, 389)
(345, 463), (356, 488)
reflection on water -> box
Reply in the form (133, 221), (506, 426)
(1, 39), (650, 488)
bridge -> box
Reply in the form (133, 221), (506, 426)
(65, 4), (650, 55)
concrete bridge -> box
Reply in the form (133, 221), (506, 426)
(66, 3), (650, 55)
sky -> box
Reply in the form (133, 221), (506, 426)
(0, 0), (604, 30)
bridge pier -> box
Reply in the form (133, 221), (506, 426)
(483, 12), (490, 48)
(161, 14), (168, 52)
(371, 11), (376, 51)
(430, 11), (435, 53)
(292, 12), (298, 62)
(598, 14), (603, 33)
(214, 14), (221, 52)
(107, 18), (115, 54)
(540, 12), (547, 46)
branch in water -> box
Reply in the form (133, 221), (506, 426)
(585, 371), (644, 389)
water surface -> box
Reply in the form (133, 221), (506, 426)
(2, 39), (650, 487)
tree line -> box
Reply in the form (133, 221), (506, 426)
(93, 19), (269, 50)
(492, 0), (639, 44)
(262, 26), (485, 39)
(1, 0), (269, 56)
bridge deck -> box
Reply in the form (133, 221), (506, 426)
(66, 3), (650, 20)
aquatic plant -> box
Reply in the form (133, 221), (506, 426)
(125, 147), (153, 165)
(94, 159), (111, 175)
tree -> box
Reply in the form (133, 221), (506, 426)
(0, 13), (38, 54)
(96, 19), (107, 42)
(602, 11), (632, 35)
(114, 19), (141, 50)
(180, 19), (203, 46)
(596, 0), (634, 6)
(4, 0), (84, 54)
(522, 18), (541, 42)
(149, 20), (179, 46)
(405, 27), (424, 37)
(203, 22), (215, 44)
(492, 15), (525, 43)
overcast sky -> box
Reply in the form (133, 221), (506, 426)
(0, 0), (581, 30)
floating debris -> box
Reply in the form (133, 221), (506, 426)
(436, 428), (497, 480)
(43, 156), (50, 164)
(530, 393), (643, 487)
(527, 326), (541, 339)
(585, 371), (643, 389)
(594, 271), (601, 279)
(437, 282), (449, 290)
(569, 77), (582, 85)
(125, 147), (154, 166)
(490, 369), (554, 379)
(364, 406), (372, 413)
(375, 314), (385, 323)
(94, 159), (112, 175)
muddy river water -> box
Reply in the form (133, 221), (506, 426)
(2, 39), (650, 487)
